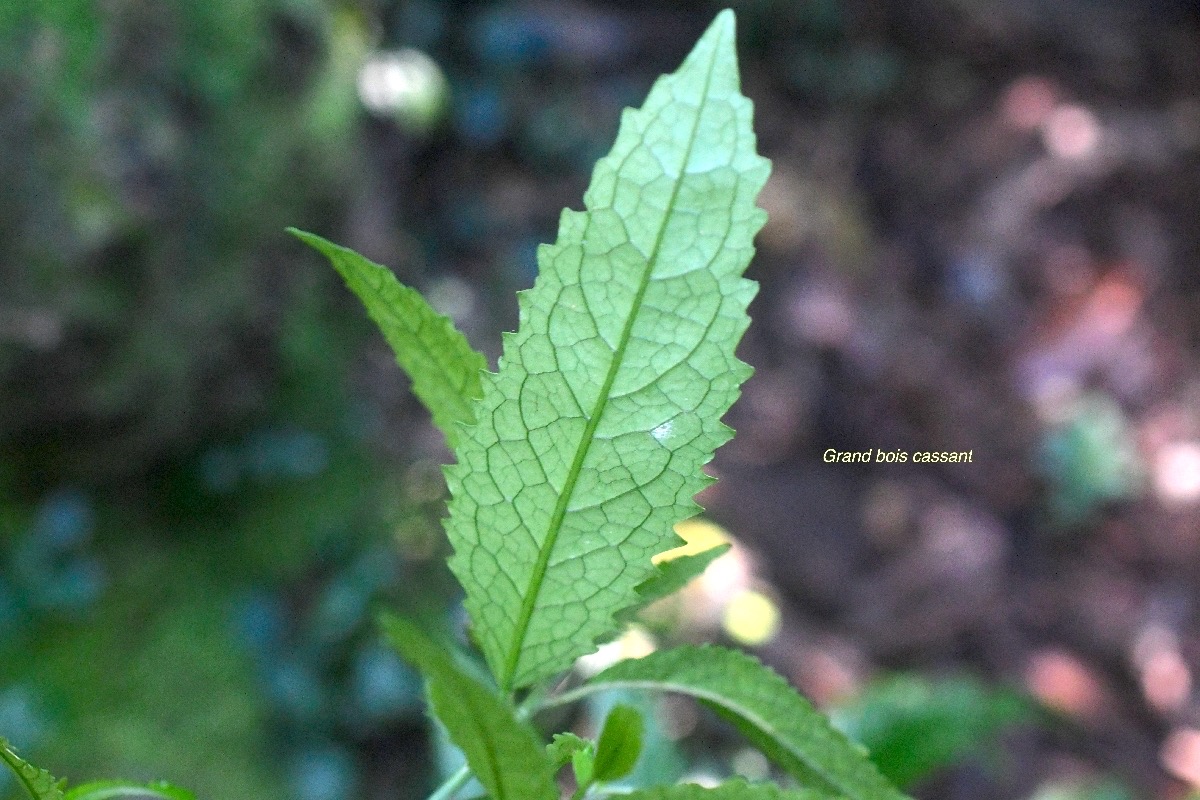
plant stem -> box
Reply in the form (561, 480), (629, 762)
(427, 764), (471, 800)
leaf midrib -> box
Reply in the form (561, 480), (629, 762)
(469, 707), (507, 799)
(1, 743), (60, 800)
(498, 31), (726, 693)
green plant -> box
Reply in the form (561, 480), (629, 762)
(1, 0), (361, 484)
(1, 10), (913, 800)
(830, 674), (1035, 789)
(294, 11), (909, 800)
(1, 736), (193, 800)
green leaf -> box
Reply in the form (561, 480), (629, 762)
(633, 544), (731, 609)
(0, 738), (65, 800)
(547, 733), (592, 769)
(445, 8), (770, 692)
(289, 228), (485, 447)
(571, 746), (595, 789)
(379, 613), (557, 800)
(619, 778), (835, 800)
(830, 674), (1035, 789)
(584, 646), (910, 800)
(63, 781), (196, 800)
(593, 704), (643, 782)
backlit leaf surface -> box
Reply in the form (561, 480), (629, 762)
(445, 9), (770, 692)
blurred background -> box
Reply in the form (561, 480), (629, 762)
(3, 0), (1200, 798)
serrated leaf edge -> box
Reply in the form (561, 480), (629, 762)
(632, 543), (732, 611)
(449, 8), (757, 695)
(541, 645), (910, 800)
(0, 738), (66, 800)
(499, 31), (726, 690)
(288, 227), (486, 447)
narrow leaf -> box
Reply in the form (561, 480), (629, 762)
(593, 704), (643, 782)
(63, 781), (195, 800)
(620, 778), (835, 800)
(0, 738), (65, 800)
(380, 613), (557, 800)
(586, 646), (910, 800)
(289, 228), (485, 447)
(445, 8), (770, 691)
(571, 747), (595, 789)
(634, 544), (731, 609)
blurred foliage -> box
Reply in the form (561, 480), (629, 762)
(0, 425), (451, 800)
(0, 0), (361, 485)
(0, 4), (398, 789)
(830, 674), (1036, 790)
(1038, 393), (1142, 527)
(0, 522), (274, 799)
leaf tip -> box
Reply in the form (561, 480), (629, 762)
(713, 8), (737, 33)
(705, 8), (738, 57)
(287, 227), (330, 254)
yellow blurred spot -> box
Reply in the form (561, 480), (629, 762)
(722, 590), (780, 646)
(576, 625), (658, 677)
(617, 625), (658, 660)
(655, 518), (731, 564)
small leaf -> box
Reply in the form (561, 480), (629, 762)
(586, 646), (910, 800)
(633, 544), (731, 609)
(593, 704), (643, 782)
(830, 674), (1035, 789)
(380, 613), (557, 800)
(289, 228), (485, 447)
(0, 738), (65, 800)
(619, 778), (835, 800)
(571, 746), (595, 789)
(547, 733), (591, 769)
(63, 781), (196, 800)
(445, 7), (770, 692)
